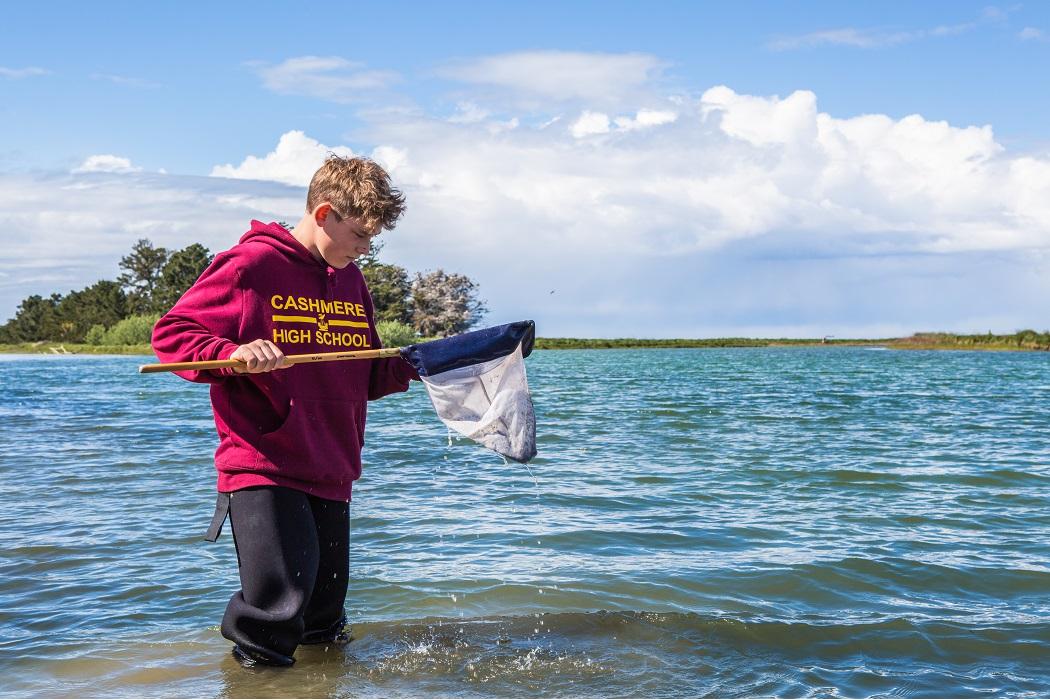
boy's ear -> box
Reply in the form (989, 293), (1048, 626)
(313, 203), (333, 226)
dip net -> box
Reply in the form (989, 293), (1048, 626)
(400, 321), (537, 463)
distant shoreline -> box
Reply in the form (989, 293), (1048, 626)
(534, 335), (1048, 351)
(2, 332), (1047, 356)
(0, 343), (154, 356)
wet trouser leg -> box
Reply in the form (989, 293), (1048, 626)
(300, 494), (350, 643)
(219, 486), (349, 665)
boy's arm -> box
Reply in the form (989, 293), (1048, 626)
(363, 294), (419, 401)
(151, 252), (245, 384)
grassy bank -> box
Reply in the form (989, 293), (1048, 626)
(0, 342), (153, 355)
(888, 332), (1050, 352)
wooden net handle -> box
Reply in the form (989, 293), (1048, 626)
(138, 347), (403, 373)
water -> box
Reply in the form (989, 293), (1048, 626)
(1, 348), (1048, 697)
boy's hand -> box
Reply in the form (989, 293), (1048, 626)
(230, 339), (290, 373)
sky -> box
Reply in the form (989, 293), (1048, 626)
(1, 0), (1048, 338)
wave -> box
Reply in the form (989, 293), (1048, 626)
(5, 610), (1049, 698)
(311, 610), (1050, 698)
(350, 609), (1050, 663)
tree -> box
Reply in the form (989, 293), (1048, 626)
(118, 239), (169, 314)
(0, 293), (62, 341)
(358, 239), (412, 324)
(153, 243), (212, 312)
(410, 269), (487, 337)
(55, 280), (128, 342)
(362, 262), (412, 324)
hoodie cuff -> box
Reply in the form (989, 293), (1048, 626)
(212, 341), (242, 378)
(396, 356), (421, 383)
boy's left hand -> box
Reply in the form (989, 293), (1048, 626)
(230, 339), (290, 373)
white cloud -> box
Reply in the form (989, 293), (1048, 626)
(928, 21), (979, 37)
(570, 111), (611, 138)
(983, 6), (1010, 22)
(206, 87), (1050, 263)
(210, 130), (354, 186)
(446, 102), (520, 134)
(254, 56), (400, 102)
(448, 101), (490, 124)
(371, 146), (410, 174)
(89, 73), (160, 88)
(769, 19), (978, 50)
(614, 109), (678, 131)
(570, 109), (676, 138)
(1019, 27), (1045, 41)
(436, 51), (667, 102)
(71, 155), (142, 174)
(0, 66), (50, 79)
(770, 28), (916, 50)
(486, 117), (520, 134)
(699, 86), (822, 145)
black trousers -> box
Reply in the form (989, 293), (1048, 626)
(219, 486), (349, 665)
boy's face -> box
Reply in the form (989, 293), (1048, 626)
(315, 205), (379, 269)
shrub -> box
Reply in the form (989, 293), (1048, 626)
(376, 320), (417, 348)
(103, 314), (160, 345)
(85, 324), (107, 345)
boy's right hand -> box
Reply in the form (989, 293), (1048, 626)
(230, 339), (290, 373)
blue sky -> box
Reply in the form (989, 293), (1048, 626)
(2, 1), (1048, 337)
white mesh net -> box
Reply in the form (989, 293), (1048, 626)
(420, 343), (537, 462)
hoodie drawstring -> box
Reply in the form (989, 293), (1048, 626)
(325, 267), (336, 303)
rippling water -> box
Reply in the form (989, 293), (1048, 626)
(1, 348), (1048, 697)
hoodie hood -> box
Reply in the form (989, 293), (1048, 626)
(239, 220), (321, 267)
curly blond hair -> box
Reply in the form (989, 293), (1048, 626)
(306, 155), (406, 232)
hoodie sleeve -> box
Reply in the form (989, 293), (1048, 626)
(151, 251), (244, 384)
(362, 289), (419, 401)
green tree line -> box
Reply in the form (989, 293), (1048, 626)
(0, 237), (486, 346)
(0, 240), (212, 345)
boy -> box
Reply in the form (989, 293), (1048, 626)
(152, 155), (418, 667)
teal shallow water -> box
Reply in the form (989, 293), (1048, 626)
(0, 348), (1048, 697)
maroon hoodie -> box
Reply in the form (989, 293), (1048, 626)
(152, 220), (417, 501)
